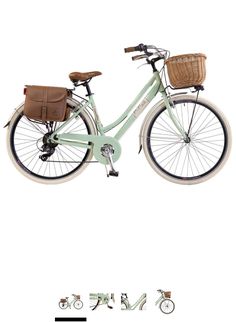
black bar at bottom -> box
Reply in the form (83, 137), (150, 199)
(55, 318), (87, 321)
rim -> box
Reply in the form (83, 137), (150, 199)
(10, 112), (91, 180)
(147, 99), (228, 180)
(59, 302), (68, 309)
(74, 300), (83, 309)
(160, 299), (174, 313)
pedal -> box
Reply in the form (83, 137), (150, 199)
(107, 304), (113, 309)
(109, 170), (119, 177)
(101, 144), (119, 178)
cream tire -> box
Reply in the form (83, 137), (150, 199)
(142, 95), (232, 184)
(7, 104), (96, 184)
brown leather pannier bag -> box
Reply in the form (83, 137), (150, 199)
(60, 298), (67, 303)
(24, 85), (70, 122)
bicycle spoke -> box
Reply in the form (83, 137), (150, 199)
(153, 122), (180, 137)
(62, 144), (86, 160)
(15, 132), (39, 140)
(147, 99), (227, 180)
(191, 116), (219, 138)
(15, 141), (38, 152)
(159, 115), (182, 136)
(10, 109), (91, 180)
(168, 143), (185, 173)
(190, 142), (214, 166)
(152, 141), (182, 156)
(20, 117), (46, 135)
(193, 141), (223, 153)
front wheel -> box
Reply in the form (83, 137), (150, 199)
(159, 299), (175, 314)
(73, 299), (83, 310)
(142, 95), (231, 184)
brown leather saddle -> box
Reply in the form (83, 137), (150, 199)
(69, 71), (102, 82)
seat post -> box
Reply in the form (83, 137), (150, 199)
(83, 81), (93, 96)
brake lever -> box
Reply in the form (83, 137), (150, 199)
(132, 54), (148, 61)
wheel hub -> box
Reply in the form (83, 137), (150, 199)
(184, 136), (191, 143)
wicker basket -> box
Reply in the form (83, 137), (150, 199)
(164, 291), (171, 298)
(165, 53), (206, 89)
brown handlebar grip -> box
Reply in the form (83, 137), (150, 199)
(132, 54), (147, 61)
(124, 47), (137, 53)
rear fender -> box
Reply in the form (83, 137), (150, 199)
(4, 102), (24, 128)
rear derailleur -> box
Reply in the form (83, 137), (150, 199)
(39, 132), (58, 161)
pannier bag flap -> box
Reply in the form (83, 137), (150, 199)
(60, 298), (67, 303)
(24, 85), (69, 122)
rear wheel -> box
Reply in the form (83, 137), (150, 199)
(143, 95), (231, 184)
(7, 104), (96, 184)
(59, 301), (68, 309)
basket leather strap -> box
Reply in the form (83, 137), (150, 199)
(41, 87), (47, 122)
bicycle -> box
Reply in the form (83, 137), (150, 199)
(155, 289), (175, 314)
(89, 293), (115, 310)
(5, 43), (231, 184)
(58, 294), (83, 310)
(121, 293), (146, 310)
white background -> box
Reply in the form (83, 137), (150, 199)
(0, 1), (235, 322)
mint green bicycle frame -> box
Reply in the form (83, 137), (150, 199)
(50, 71), (187, 162)
(121, 293), (146, 310)
(155, 293), (165, 306)
(90, 293), (110, 304)
(90, 293), (114, 309)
